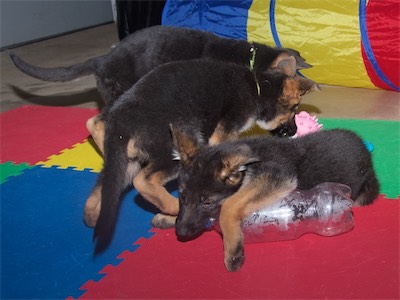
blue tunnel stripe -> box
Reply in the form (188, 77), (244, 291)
(269, 0), (305, 77)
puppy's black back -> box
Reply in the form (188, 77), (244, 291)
(107, 59), (259, 143)
(214, 130), (379, 205)
(10, 25), (308, 105)
(294, 130), (379, 205)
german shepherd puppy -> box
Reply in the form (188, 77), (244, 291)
(9, 26), (312, 145)
(173, 129), (379, 271)
(9, 25), (311, 105)
(87, 57), (317, 252)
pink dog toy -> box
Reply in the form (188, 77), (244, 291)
(294, 111), (323, 137)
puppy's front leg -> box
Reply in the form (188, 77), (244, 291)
(219, 185), (260, 272)
(219, 176), (298, 271)
(133, 168), (179, 229)
(208, 122), (239, 145)
(219, 207), (245, 272)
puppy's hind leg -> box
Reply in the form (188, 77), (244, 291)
(355, 173), (380, 206)
(86, 114), (105, 154)
(133, 167), (179, 229)
(84, 179), (102, 227)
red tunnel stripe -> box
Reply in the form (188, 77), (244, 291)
(362, 0), (400, 91)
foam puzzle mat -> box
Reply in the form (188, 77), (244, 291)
(1, 105), (399, 299)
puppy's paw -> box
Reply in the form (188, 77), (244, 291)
(83, 187), (101, 227)
(224, 245), (245, 272)
(152, 213), (177, 229)
(225, 254), (245, 272)
(84, 209), (99, 227)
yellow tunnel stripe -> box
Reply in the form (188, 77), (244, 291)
(247, 0), (375, 89)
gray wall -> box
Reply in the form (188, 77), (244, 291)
(0, 0), (114, 49)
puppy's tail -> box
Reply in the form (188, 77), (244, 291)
(8, 51), (98, 82)
(93, 134), (134, 253)
(355, 172), (380, 206)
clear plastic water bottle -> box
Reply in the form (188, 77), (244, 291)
(208, 182), (354, 243)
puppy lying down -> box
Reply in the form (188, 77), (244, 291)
(172, 128), (379, 271)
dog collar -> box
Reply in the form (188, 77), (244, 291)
(255, 77), (261, 95)
(249, 46), (260, 94)
(249, 45), (256, 71)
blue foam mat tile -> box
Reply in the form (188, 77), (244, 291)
(1, 166), (155, 299)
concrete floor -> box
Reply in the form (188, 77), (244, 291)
(1, 22), (399, 120)
(1, 23), (119, 113)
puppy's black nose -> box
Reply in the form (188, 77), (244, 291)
(175, 225), (189, 239)
(270, 123), (297, 137)
(175, 223), (204, 242)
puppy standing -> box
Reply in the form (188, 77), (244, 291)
(9, 26), (311, 106)
(9, 26), (312, 147)
(86, 57), (317, 252)
(173, 129), (379, 271)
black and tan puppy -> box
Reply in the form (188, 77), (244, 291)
(173, 129), (379, 271)
(87, 57), (316, 252)
(9, 25), (311, 105)
(9, 26), (312, 145)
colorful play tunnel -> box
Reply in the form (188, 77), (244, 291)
(162, 0), (400, 91)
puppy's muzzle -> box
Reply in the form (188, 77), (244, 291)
(175, 218), (205, 241)
(270, 119), (297, 137)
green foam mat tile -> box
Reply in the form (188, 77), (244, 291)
(0, 162), (33, 183)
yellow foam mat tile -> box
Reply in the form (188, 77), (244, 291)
(37, 138), (103, 173)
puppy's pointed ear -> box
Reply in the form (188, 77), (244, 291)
(298, 77), (320, 95)
(219, 153), (260, 186)
(282, 48), (313, 69)
(170, 124), (199, 165)
(273, 55), (297, 77)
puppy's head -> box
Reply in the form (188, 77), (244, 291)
(257, 55), (318, 137)
(171, 125), (259, 240)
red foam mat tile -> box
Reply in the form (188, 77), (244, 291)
(0, 105), (99, 164)
(79, 196), (399, 299)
